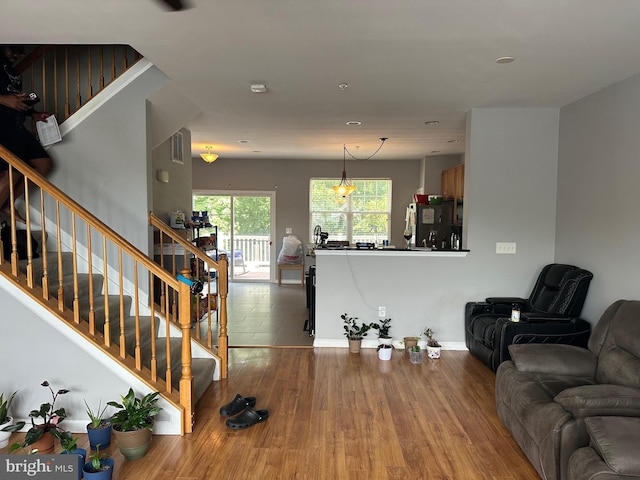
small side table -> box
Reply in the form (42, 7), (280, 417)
(277, 263), (305, 286)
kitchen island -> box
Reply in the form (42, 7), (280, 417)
(313, 247), (471, 350)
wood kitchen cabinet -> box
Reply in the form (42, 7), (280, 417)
(441, 163), (464, 224)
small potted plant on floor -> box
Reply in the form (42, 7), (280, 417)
(4, 381), (69, 454)
(56, 430), (86, 480)
(108, 388), (161, 461)
(409, 344), (422, 364)
(342, 313), (374, 354)
(402, 336), (420, 352)
(423, 327), (441, 359)
(0, 391), (17, 448)
(83, 444), (114, 480)
(372, 317), (393, 345)
(85, 400), (112, 450)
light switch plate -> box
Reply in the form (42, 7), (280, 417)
(496, 242), (517, 254)
(286, 227), (292, 234)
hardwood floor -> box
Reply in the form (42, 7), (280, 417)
(2, 349), (539, 479)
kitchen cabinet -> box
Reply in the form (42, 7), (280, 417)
(441, 163), (464, 225)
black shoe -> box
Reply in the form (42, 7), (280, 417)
(225, 408), (269, 430)
(219, 394), (257, 417)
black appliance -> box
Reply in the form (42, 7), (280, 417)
(304, 266), (316, 336)
(412, 202), (461, 249)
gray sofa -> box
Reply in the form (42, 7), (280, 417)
(495, 299), (640, 480)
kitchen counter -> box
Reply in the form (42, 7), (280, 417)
(314, 247), (469, 257)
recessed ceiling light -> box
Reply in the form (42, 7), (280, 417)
(338, 83), (349, 90)
(250, 83), (267, 93)
(238, 140), (249, 144)
(252, 150), (261, 153)
(447, 139), (460, 143)
(425, 121), (440, 126)
(431, 150), (441, 154)
(346, 121), (362, 126)
(496, 56), (515, 64)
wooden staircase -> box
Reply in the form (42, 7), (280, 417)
(0, 145), (229, 434)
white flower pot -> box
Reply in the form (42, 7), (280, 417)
(379, 337), (393, 346)
(378, 347), (392, 361)
(0, 417), (13, 449)
(427, 345), (441, 359)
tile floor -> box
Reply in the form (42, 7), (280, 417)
(197, 281), (314, 347)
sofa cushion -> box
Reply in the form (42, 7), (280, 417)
(585, 416), (640, 476)
(509, 343), (597, 377)
(555, 384), (640, 418)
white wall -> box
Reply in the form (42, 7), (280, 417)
(314, 108), (561, 345)
(152, 128), (193, 220)
(556, 72), (640, 322)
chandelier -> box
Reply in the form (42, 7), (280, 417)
(332, 137), (388, 197)
(200, 145), (218, 163)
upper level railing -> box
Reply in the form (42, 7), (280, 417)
(16, 45), (142, 126)
(0, 145), (228, 434)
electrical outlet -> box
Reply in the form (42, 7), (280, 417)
(286, 227), (292, 234)
(378, 306), (386, 317)
(496, 242), (517, 254)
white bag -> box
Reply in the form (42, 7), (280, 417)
(277, 235), (304, 264)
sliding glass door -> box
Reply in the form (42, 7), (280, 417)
(193, 191), (274, 281)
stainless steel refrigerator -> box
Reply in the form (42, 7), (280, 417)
(409, 202), (461, 249)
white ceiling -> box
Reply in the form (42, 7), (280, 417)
(4, 0), (640, 161)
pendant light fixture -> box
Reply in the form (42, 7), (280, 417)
(200, 145), (219, 163)
(332, 144), (356, 197)
(333, 137), (388, 197)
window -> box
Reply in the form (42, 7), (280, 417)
(309, 179), (392, 244)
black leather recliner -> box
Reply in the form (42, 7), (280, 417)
(465, 263), (593, 371)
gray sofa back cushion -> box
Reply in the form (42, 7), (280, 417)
(590, 300), (640, 388)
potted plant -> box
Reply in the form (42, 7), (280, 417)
(85, 400), (112, 450)
(0, 391), (17, 448)
(409, 344), (422, 364)
(56, 430), (86, 480)
(342, 313), (374, 354)
(424, 327), (441, 359)
(83, 444), (114, 480)
(108, 388), (162, 461)
(372, 317), (393, 345)
(4, 381), (69, 454)
(377, 343), (394, 361)
(402, 336), (419, 352)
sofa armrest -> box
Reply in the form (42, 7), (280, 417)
(519, 312), (573, 323)
(509, 343), (597, 377)
(585, 416), (640, 476)
(486, 297), (528, 306)
(555, 384), (640, 418)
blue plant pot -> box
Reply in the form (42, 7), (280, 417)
(83, 458), (114, 480)
(86, 423), (112, 450)
(61, 448), (86, 480)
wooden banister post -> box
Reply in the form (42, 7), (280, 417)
(178, 272), (194, 434)
(217, 254), (229, 379)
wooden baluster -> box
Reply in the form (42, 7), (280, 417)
(87, 46), (93, 100)
(165, 273), (176, 392)
(76, 46), (81, 112)
(53, 49), (59, 123)
(23, 177), (34, 288)
(99, 47), (104, 90)
(149, 274), (158, 381)
(217, 254), (229, 378)
(71, 213), (80, 323)
(118, 250), (126, 358)
(64, 46), (70, 119)
(178, 278), (194, 432)
(87, 225), (96, 334)
(133, 261), (142, 370)
(102, 237), (110, 347)
(56, 202), (64, 311)
(39, 190), (49, 299)
(110, 46), (116, 83)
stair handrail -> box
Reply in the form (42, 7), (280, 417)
(0, 144), (197, 433)
(149, 212), (229, 376)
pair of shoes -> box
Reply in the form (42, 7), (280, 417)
(219, 393), (257, 417)
(225, 407), (269, 430)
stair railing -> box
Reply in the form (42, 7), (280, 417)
(0, 144), (216, 434)
(148, 212), (229, 378)
(16, 45), (142, 127)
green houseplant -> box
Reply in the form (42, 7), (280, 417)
(342, 313), (374, 354)
(423, 327), (442, 359)
(372, 317), (393, 345)
(85, 400), (112, 450)
(0, 391), (17, 448)
(83, 444), (114, 480)
(4, 381), (69, 454)
(57, 430), (87, 480)
(108, 388), (161, 461)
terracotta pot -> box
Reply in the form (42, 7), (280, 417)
(29, 427), (55, 454)
(113, 426), (152, 461)
(348, 338), (362, 354)
(403, 337), (418, 351)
